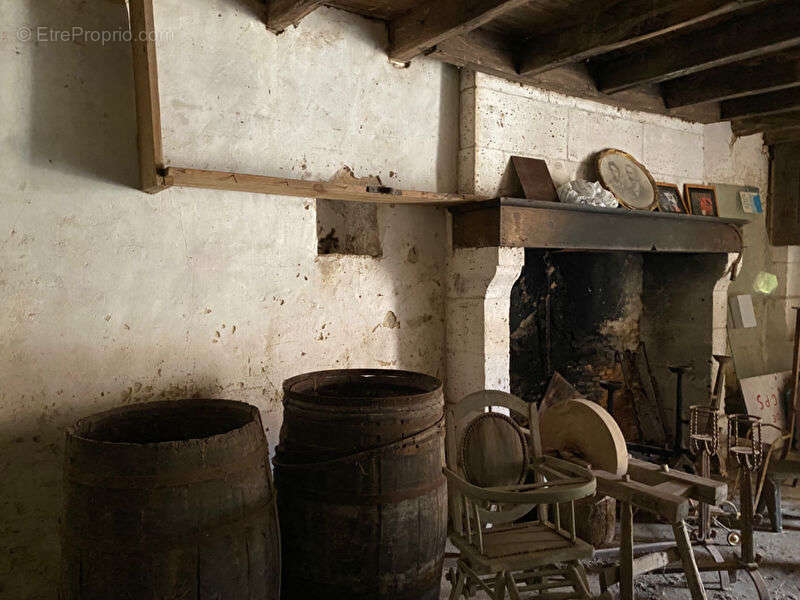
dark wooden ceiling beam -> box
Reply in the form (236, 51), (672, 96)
(593, 0), (800, 94)
(721, 87), (800, 120)
(265, 0), (323, 33)
(429, 32), (720, 123)
(731, 111), (800, 136)
(429, 30), (521, 80)
(764, 126), (800, 145)
(662, 55), (800, 107)
(388, 0), (530, 63)
(517, 0), (755, 77)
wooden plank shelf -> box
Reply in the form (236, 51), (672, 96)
(450, 198), (746, 253)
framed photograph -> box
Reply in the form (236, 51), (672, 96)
(655, 183), (686, 214)
(595, 149), (657, 211)
(684, 184), (718, 217)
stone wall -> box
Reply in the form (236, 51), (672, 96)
(459, 71), (707, 198)
(459, 70), (788, 443)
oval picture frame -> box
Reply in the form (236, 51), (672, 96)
(595, 149), (658, 211)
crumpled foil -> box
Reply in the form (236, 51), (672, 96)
(557, 180), (618, 208)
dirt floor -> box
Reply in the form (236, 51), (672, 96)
(439, 492), (800, 599)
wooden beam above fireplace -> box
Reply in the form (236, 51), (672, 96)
(449, 199), (745, 253)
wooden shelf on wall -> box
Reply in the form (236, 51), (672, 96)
(450, 199), (745, 253)
(162, 167), (479, 205)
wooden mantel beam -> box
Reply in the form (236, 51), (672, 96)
(663, 54), (800, 108)
(517, 0), (754, 77)
(593, 0), (800, 94)
(722, 87), (800, 121)
(388, 0), (530, 63)
(265, 0), (323, 33)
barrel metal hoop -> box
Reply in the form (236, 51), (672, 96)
(277, 476), (446, 505)
(273, 414), (445, 470)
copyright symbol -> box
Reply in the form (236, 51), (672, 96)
(17, 26), (32, 42)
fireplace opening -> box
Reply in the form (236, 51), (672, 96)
(510, 249), (730, 449)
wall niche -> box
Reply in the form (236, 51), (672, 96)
(316, 167), (382, 257)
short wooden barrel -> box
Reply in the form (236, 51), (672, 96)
(275, 369), (446, 600)
(61, 399), (280, 600)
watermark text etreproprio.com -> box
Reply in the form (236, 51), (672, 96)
(15, 26), (173, 45)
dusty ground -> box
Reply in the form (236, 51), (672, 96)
(439, 493), (800, 599)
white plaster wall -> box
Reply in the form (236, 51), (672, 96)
(158, 4), (459, 191)
(0, 2), (457, 597)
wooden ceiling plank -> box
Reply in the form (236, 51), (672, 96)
(593, 0), (800, 94)
(663, 56), (800, 107)
(388, 0), (531, 63)
(721, 87), (800, 121)
(265, 0), (323, 33)
(430, 32), (720, 123)
(764, 126), (800, 145)
(430, 30), (519, 80)
(517, 0), (753, 77)
(731, 111), (800, 136)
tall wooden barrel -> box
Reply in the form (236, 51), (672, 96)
(61, 399), (280, 600)
(275, 369), (446, 600)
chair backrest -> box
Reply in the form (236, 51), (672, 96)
(446, 390), (542, 529)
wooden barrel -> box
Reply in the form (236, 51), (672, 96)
(275, 369), (446, 600)
(564, 494), (617, 547)
(61, 399), (280, 600)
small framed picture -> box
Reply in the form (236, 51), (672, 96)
(684, 184), (718, 217)
(655, 183), (686, 214)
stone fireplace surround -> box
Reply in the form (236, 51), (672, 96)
(445, 246), (736, 443)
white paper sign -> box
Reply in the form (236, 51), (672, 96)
(739, 190), (763, 214)
(739, 371), (790, 445)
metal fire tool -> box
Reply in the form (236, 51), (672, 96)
(607, 363), (694, 465)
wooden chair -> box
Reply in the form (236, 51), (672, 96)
(444, 390), (597, 600)
(755, 423), (800, 532)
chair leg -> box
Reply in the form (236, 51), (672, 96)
(449, 568), (467, 600)
(494, 571), (507, 600)
(765, 475), (783, 533)
(569, 562), (592, 599)
(506, 572), (523, 600)
(620, 501), (634, 600)
(672, 520), (708, 600)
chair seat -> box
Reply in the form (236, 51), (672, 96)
(769, 451), (800, 476)
(450, 521), (593, 573)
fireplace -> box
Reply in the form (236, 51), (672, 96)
(510, 249), (731, 446)
(446, 199), (742, 450)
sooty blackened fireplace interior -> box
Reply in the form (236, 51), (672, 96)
(510, 249), (730, 446)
